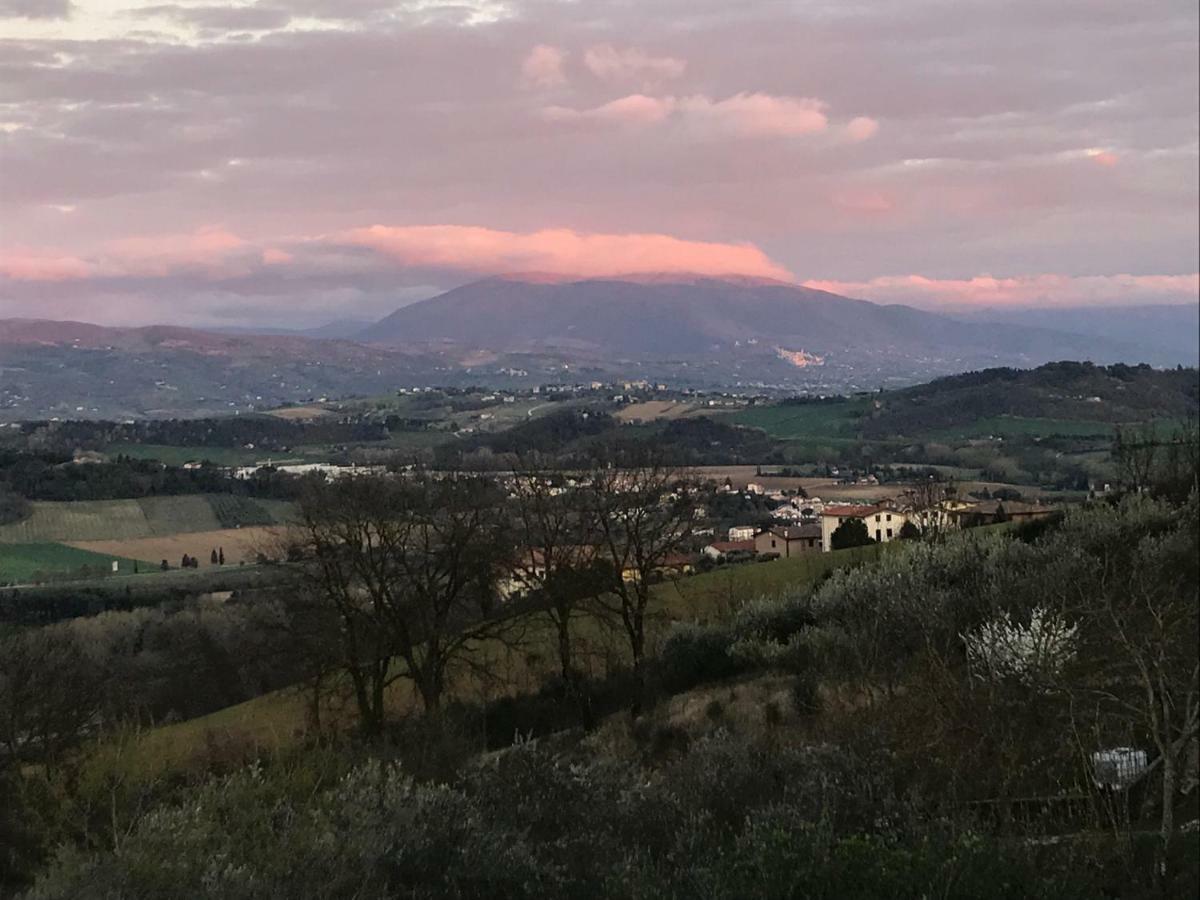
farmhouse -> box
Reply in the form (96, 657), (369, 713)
(820, 503), (909, 550)
(754, 524), (822, 558)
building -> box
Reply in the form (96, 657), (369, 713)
(754, 524), (822, 557)
(820, 503), (909, 551)
(702, 540), (757, 562)
(727, 525), (758, 541)
(951, 499), (1058, 529)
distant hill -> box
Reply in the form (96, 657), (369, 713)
(862, 361), (1200, 438)
(0, 319), (441, 420)
(360, 275), (1169, 381)
(959, 305), (1199, 366)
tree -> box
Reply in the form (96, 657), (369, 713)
(218, 547), (225, 565)
(210, 549), (219, 565)
(898, 520), (921, 541)
(583, 455), (696, 676)
(507, 455), (607, 684)
(830, 517), (873, 550)
(1060, 505), (1199, 884)
(286, 471), (519, 734)
(1113, 424), (1158, 494)
(0, 627), (101, 767)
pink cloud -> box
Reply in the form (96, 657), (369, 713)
(341, 224), (795, 281)
(1085, 148), (1120, 167)
(583, 44), (686, 84)
(0, 252), (94, 282)
(679, 93), (828, 137)
(802, 273), (1200, 308)
(261, 247), (294, 265)
(542, 93), (672, 125)
(542, 91), (832, 137)
(1, 228), (251, 283)
(520, 44), (567, 88)
(103, 227), (247, 276)
(844, 116), (880, 142)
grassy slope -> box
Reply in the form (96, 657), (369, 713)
(118, 543), (890, 778)
(0, 542), (154, 584)
(729, 400), (866, 441)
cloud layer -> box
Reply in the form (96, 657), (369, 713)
(0, 0), (1196, 326)
(803, 274), (1200, 309)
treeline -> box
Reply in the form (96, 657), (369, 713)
(0, 450), (307, 502)
(9, 414), (430, 456)
(438, 409), (782, 467)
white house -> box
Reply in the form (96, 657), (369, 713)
(727, 524), (758, 541)
(820, 503), (910, 551)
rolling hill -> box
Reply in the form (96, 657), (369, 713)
(359, 274), (1170, 375)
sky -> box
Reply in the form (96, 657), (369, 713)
(0, 0), (1197, 328)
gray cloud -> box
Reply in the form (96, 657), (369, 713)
(0, 0), (70, 18)
(0, 0), (1195, 325)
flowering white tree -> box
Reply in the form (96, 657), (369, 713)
(963, 607), (1078, 688)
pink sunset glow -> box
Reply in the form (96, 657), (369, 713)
(341, 225), (796, 281)
(803, 273), (1200, 309)
(0, 0), (1195, 327)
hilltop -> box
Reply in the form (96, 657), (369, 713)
(862, 361), (1199, 438)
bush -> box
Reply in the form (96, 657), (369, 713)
(656, 623), (743, 693)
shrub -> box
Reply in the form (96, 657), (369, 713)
(656, 623), (743, 693)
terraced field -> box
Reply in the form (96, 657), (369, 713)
(0, 495), (295, 543)
(0, 499), (152, 543)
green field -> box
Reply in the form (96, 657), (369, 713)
(0, 542), (153, 585)
(0, 495), (296, 544)
(730, 399), (867, 440)
(106, 443), (266, 466)
(930, 416), (1116, 440)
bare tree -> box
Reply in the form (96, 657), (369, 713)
(506, 455), (607, 683)
(285, 470), (518, 735)
(1113, 424), (1159, 494)
(583, 455), (696, 676)
(1058, 510), (1199, 883)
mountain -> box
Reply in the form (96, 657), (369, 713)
(1, 276), (1188, 420)
(956, 304), (1199, 366)
(360, 275), (1163, 383)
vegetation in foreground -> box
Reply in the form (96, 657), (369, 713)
(1, 484), (1195, 898)
(0, 411), (1196, 897)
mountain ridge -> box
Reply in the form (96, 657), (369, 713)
(357, 274), (1170, 367)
